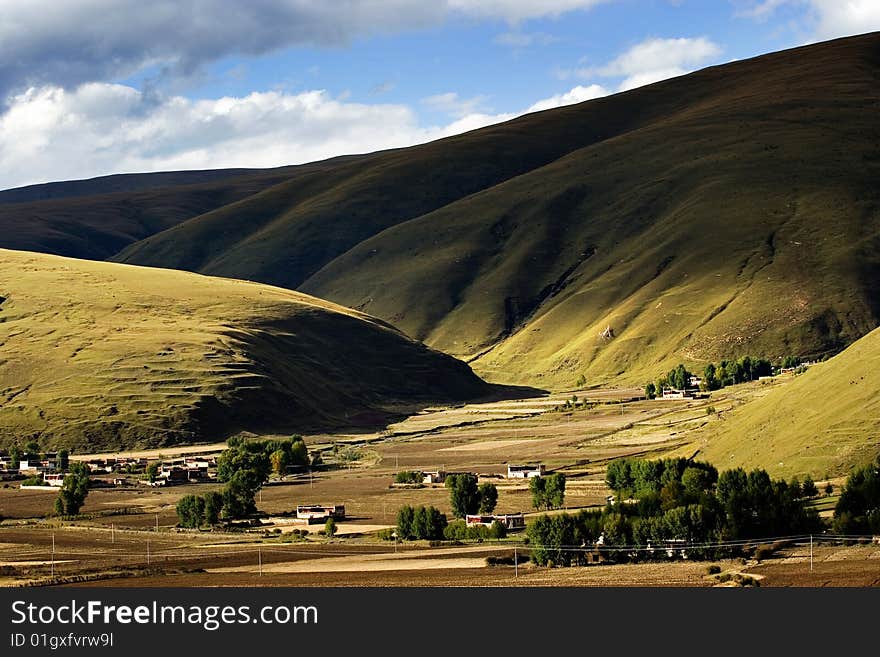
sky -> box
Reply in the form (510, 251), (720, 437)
(1, 0), (878, 190)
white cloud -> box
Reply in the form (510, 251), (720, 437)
(597, 37), (723, 89)
(554, 37), (723, 92)
(0, 81), (607, 189)
(737, 1), (880, 39)
(421, 92), (490, 118)
(526, 84), (608, 112)
(809, 0), (880, 39)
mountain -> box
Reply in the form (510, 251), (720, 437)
(0, 156), (363, 262)
(115, 33), (880, 387)
(0, 249), (491, 452)
(690, 326), (880, 479)
(4, 33), (879, 390)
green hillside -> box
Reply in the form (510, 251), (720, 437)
(690, 327), (880, 479)
(114, 34), (880, 388)
(0, 249), (491, 452)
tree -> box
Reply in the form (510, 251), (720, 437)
(802, 475), (818, 498)
(530, 476), (547, 510)
(530, 474), (566, 510)
(576, 374), (587, 387)
(24, 440), (40, 460)
(645, 382), (657, 399)
(397, 505), (415, 540)
(145, 462), (160, 483)
(176, 495), (205, 528)
(545, 474), (566, 509)
(56, 462), (90, 516)
(446, 473), (480, 518)
(204, 491), (223, 525)
(703, 363), (719, 391)
(478, 483), (498, 514)
(833, 461), (880, 534)
(9, 445), (21, 470)
(270, 449), (289, 478)
(824, 482), (834, 496)
(325, 517), (337, 538)
(57, 449), (69, 470)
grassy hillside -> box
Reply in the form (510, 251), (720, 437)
(688, 327), (880, 479)
(0, 249), (491, 452)
(112, 34), (880, 388)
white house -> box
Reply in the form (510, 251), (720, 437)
(507, 464), (545, 479)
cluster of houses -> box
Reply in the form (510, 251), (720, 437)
(659, 375), (704, 400)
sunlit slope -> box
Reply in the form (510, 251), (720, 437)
(692, 327), (880, 478)
(302, 33), (880, 386)
(0, 250), (490, 452)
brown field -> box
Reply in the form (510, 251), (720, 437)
(1, 384), (875, 587)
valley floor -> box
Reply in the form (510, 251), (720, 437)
(0, 376), (866, 587)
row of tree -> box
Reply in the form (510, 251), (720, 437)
(396, 505), (448, 540)
(528, 458), (821, 566)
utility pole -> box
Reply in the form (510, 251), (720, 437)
(155, 513), (159, 532)
(514, 546), (518, 580)
(810, 535), (813, 572)
(147, 540), (150, 566)
(259, 547), (262, 576)
(111, 523), (115, 544)
(51, 533), (55, 578)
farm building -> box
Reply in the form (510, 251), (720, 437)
(507, 464), (545, 479)
(43, 473), (64, 487)
(422, 470), (447, 484)
(296, 504), (346, 522)
(465, 513), (526, 530)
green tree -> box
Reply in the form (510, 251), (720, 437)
(824, 482), (834, 496)
(478, 483), (498, 514)
(833, 460), (880, 534)
(703, 363), (718, 391)
(446, 473), (480, 518)
(396, 505), (415, 540)
(270, 449), (289, 478)
(645, 382), (657, 399)
(530, 475), (547, 510)
(545, 474), (566, 509)
(176, 494), (206, 528)
(802, 475), (818, 498)
(56, 462), (90, 516)
(325, 517), (337, 538)
(9, 445), (21, 470)
(57, 449), (69, 470)
(203, 491), (223, 525)
(576, 374), (587, 387)
(145, 462), (160, 483)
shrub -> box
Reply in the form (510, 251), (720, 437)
(20, 476), (46, 487)
(394, 470), (424, 485)
(707, 564), (721, 575)
(377, 528), (396, 541)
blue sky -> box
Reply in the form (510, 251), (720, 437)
(1, 0), (878, 189)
